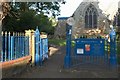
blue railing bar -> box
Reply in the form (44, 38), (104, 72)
(22, 36), (25, 56)
(19, 34), (21, 57)
(17, 33), (20, 58)
(8, 32), (11, 61)
(4, 32), (7, 61)
(26, 36), (29, 56)
(14, 36), (16, 59)
(40, 36), (43, 65)
(20, 33), (22, 57)
(1, 32), (3, 62)
(11, 36), (14, 60)
(17, 36), (19, 58)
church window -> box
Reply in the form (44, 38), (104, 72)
(85, 4), (98, 28)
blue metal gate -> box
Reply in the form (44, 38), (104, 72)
(34, 28), (48, 66)
(71, 39), (109, 68)
(64, 21), (117, 69)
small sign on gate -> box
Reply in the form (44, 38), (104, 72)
(85, 44), (90, 51)
(77, 49), (84, 54)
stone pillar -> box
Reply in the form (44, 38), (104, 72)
(25, 30), (35, 65)
(31, 31), (35, 65)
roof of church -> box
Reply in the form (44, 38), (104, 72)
(73, 1), (100, 17)
(72, 0), (107, 22)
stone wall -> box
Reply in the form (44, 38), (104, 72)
(72, 20), (110, 38)
(54, 20), (67, 39)
(1, 56), (31, 78)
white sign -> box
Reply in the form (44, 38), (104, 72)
(67, 17), (75, 26)
(77, 49), (84, 54)
(69, 29), (72, 34)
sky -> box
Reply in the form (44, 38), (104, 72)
(58, 0), (120, 20)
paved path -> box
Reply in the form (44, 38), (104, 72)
(12, 46), (119, 78)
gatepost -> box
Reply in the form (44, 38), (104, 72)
(109, 25), (117, 68)
(34, 27), (44, 66)
(34, 28), (40, 66)
(25, 30), (35, 66)
(64, 17), (74, 68)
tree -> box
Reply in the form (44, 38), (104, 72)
(6, 2), (65, 18)
(113, 8), (120, 28)
(2, 2), (66, 33)
(0, 2), (10, 32)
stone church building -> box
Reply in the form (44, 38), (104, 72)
(54, 0), (110, 39)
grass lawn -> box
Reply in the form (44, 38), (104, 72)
(48, 39), (66, 46)
(117, 49), (120, 64)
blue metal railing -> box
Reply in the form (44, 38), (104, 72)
(1, 32), (29, 62)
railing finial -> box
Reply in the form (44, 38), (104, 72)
(36, 26), (38, 29)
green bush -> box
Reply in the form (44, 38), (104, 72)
(48, 39), (75, 47)
(117, 40), (120, 64)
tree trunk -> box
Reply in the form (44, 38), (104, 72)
(0, 20), (2, 80)
(0, 20), (2, 56)
(0, 2), (2, 79)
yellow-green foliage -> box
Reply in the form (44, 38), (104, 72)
(48, 39), (75, 47)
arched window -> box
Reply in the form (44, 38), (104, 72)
(85, 4), (98, 28)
